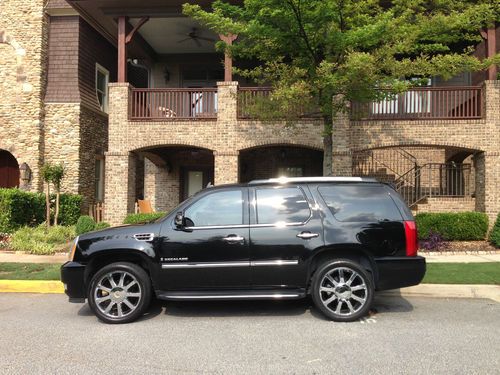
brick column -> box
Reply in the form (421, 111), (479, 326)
(108, 82), (130, 152)
(214, 151), (239, 185)
(332, 98), (352, 176)
(476, 80), (500, 228)
(104, 151), (137, 225)
(144, 157), (171, 212)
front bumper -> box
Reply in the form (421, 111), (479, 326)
(60, 261), (86, 302)
(375, 256), (426, 291)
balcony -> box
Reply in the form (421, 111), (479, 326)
(128, 85), (485, 122)
(351, 86), (483, 120)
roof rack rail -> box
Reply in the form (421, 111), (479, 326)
(248, 177), (378, 185)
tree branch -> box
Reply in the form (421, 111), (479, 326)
(286, 0), (319, 65)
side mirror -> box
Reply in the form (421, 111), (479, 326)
(174, 212), (184, 227)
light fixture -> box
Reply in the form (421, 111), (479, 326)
(19, 162), (31, 183)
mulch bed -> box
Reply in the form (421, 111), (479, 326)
(420, 241), (500, 255)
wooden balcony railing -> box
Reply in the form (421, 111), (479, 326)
(130, 88), (217, 120)
(237, 87), (272, 119)
(351, 86), (483, 120)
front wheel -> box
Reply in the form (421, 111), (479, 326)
(311, 259), (374, 322)
(88, 262), (152, 324)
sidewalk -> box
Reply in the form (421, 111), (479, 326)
(0, 252), (67, 264)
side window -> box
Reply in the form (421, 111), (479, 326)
(318, 185), (402, 222)
(96, 64), (109, 113)
(255, 187), (310, 225)
(184, 190), (244, 227)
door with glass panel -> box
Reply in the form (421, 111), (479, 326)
(181, 167), (213, 200)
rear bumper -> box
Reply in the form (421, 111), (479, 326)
(60, 261), (86, 302)
(375, 256), (426, 291)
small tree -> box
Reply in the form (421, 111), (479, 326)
(40, 163), (65, 226)
(184, 0), (500, 175)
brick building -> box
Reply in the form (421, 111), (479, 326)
(0, 0), (499, 226)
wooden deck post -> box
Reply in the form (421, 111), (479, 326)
(118, 16), (127, 82)
(219, 34), (238, 81)
(486, 27), (497, 80)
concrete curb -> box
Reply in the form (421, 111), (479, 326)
(0, 280), (64, 294)
(380, 284), (500, 303)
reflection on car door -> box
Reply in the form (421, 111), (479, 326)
(158, 188), (250, 290)
(249, 185), (323, 289)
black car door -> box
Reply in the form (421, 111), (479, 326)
(249, 185), (324, 289)
(158, 187), (250, 290)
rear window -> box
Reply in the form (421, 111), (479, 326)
(318, 184), (402, 222)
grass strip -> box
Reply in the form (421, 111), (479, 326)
(0, 263), (61, 280)
(422, 262), (500, 285)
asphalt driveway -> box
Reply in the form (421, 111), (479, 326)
(0, 294), (498, 374)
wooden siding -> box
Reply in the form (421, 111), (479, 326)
(45, 16), (80, 103)
(78, 18), (117, 112)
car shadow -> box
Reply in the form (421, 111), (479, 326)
(157, 298), (311, 318)
(76, 293), (414, 322)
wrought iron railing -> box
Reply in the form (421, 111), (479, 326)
(130, 88), (217, 120)
(395, 163), (472, 207)
(351, 86), (483, 120)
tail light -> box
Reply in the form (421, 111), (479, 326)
(404, 221), (418, 257)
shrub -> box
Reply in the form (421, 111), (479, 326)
(10, 224), (75, 255)
(57, 194), (83, 226)
(75, 216), (96, 235)
(0, 188), (82, 233)
(94, 222), (111, 231)
(0, 189), (45, 233)
(415, 212), (488, 241)
(489, 213), (500, 248)
(123, 212), (165, 225)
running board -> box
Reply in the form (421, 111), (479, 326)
(156, 289), (306, 301)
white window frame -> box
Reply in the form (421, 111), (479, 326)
(95, 63), (109, 113)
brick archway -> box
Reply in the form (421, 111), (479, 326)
(0, 149), (20, 188)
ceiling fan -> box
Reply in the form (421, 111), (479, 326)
(177, 28), (215, 47)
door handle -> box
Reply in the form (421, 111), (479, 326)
(222, 235), (245, 243)
(296, 231), (319, 240)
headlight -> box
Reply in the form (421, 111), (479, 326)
(68, 237), (79, 261)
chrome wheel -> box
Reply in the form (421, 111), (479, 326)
(319, 266), (368, 317)
(93, 271), (142, 319)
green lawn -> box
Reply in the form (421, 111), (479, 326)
(0, 263), (61, 280)
(0, 262), (498, 285)
(422, 263), (500, 285)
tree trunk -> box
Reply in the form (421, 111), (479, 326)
(322, 117), (333, 176)
(54, 190), (60, 226)
(45, 183), (51, 228)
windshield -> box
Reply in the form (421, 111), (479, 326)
(155, 194), (198, 223)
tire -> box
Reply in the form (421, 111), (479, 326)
(311, 259), (374, 322)
(87, 262), (152, 324)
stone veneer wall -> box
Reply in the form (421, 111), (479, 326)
(44, 103), (108, 211)
(0, 0), (48, 191)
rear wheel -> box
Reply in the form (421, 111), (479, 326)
(88, 262), (151, 324)
(311, 259), (374, 322)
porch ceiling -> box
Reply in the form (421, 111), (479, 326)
(68, 0), (232, 54)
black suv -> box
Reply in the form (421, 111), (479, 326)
(61, 177), (425, 324)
